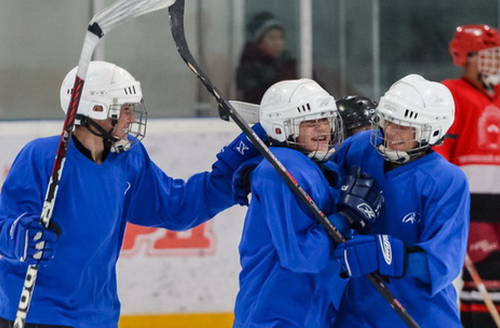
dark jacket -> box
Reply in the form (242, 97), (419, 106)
(236, 42), (297, 104)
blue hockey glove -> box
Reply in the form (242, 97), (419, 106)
(334, 234), (406, 278)
(213, 123), (267, 178)
(337, 168), (383, 232)
(0, 213), (58, 266)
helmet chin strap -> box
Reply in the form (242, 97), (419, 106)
(307, 148), (337, 162)
(480, 72), (500, 93)
(270, 138), (336, 162)
(111, 139), (130, 153)
(377, 145), (411, 164)
(378, 143), (434, 165)
(76, 114), (123, 152)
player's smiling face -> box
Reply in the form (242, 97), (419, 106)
(383, 121), (418, 152)
(296, 118), (331, 152)
(112, 104), (136, 140)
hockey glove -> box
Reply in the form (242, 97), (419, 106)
(0, 213), (58, 266)
(334, 234), (406, 278)
(337, 168), (383, 232)
(213, 123), (267, 178)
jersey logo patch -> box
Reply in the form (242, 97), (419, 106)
(478, 104), (500, 151)
(236, 141), (249, 155)
(378, 235), (392, 265)
(357, 203), (376, 221)
(402, 212), (420, 224)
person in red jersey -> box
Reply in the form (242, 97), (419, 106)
(436, 24), (500, 328)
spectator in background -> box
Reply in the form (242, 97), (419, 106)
(236, 11), (298, 104)
(436, 24), (500, 328)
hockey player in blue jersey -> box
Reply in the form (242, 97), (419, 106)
(0, 61), (265, 328)
(332, 74), (470, 327)
(230, 78), (383, 327)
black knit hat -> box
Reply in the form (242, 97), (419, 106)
(247, 11), (283, 42)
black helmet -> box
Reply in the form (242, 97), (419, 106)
(336, 95), (377, 137)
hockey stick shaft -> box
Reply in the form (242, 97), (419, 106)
(13, 34), (98, 328)
(13, 1), (175, 326)
(168, 1), (419, 327)
(464, 254), (500, 327)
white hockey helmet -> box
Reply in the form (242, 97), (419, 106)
(371, 74), (455, 163)
(60, 61), (143, 121)
(259, 78), (343, 161)
(60, 61), (146, 152)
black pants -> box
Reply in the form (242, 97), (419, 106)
(0, 317), (72, 328)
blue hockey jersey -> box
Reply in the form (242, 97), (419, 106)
(331, 131), (470, 327)
(233, 147), (348, 328)
(0, 136), (235, 327)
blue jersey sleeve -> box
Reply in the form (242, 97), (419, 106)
(416, 162), (470, 296)
(0, 138), (54, 259)
(125, 143), (235, 231)
(250, 150), (336, 273)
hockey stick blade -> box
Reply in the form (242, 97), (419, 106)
(13, 1), (176, 327)
(168, 1), (419, 327)
(228, 100), (260, 124)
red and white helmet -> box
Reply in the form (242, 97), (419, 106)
(449, 24), (500, 67)
(259, 79), (343, 161)
(371, 74), (455, 163)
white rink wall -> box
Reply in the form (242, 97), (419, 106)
(0, 118), (247, 319)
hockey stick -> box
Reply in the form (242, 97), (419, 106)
(13, 1), (175, 327)
(168, 1), (419, 327)
(464, 254), (500, 327)
(228, 100), (260, 124)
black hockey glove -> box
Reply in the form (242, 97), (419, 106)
(337, 167), (384, 232)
